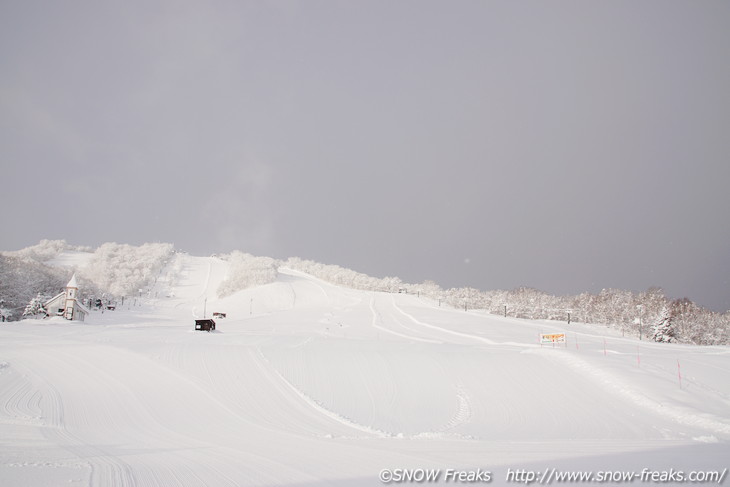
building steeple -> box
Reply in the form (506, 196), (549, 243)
(66, 274), (78, 300)
(65, 274), (78, 318)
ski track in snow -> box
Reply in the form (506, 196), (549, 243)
(369, 296), (442, 344)
(546, 350), (730, 436)
(433, 384), (473, 436)
(9, 359), (136, 487)
(0, 366), (44, 427)
(391, 297), (502, 347)
(259, 350), (394, 439)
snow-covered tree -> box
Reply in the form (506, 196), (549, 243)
(651, 306), (676, 343)
(0, 298), (10, 322)
(81, 242), (174, 297)
(217, 252), (280, 297)
(1, 239), (92, 263)
(22, 293), (47, 319)
(414, 280), (443, 300)
(0, 255), (67, 321)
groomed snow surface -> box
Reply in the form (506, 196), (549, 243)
(1, 254), (728, 486)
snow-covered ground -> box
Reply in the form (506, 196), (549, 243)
(1, 253), (728, 486)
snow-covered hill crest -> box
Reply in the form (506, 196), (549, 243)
(3, 240), (728, 347)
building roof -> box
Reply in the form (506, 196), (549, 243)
(67, 273), (79, 289)
(44, 292), (65, 307)
(74, 299), (91, 315)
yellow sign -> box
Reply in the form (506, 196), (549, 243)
(540, 333), (566, 343)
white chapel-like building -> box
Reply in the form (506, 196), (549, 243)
(44, 274), (90, 321)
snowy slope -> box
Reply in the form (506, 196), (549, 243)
(44, 250), (94, 269)
(1, 253), (728, 486)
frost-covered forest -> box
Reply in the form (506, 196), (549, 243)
(1, 240), (174, 320)
(216, 251), (279, 298)
(82, 242), (175, 296)
(0, 254), (68, 320)
(1, 240), (727, 344)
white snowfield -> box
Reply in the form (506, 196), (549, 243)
(1, 253), (728, 486)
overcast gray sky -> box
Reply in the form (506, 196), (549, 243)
(2, 1), (729, 311)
